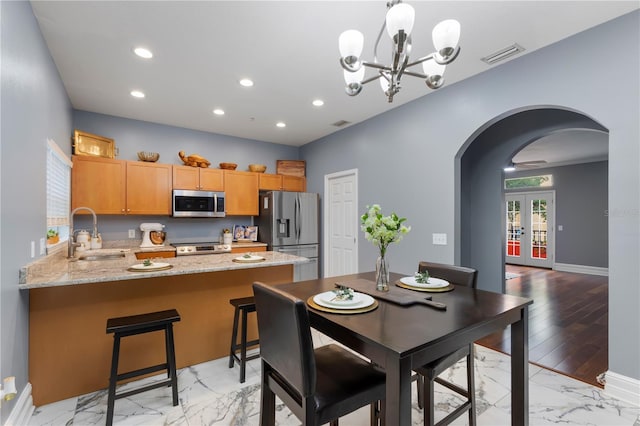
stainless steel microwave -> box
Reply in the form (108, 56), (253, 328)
(172, 189), (225, 218)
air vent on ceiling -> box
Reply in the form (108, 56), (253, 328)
(332, 120), (351, 127)
(481, 43), (525, 65)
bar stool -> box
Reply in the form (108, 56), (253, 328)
(105, 309), (181, 426)
(228, 296), (260, 383)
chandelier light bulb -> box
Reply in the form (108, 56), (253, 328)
(343, 67), (365, 85)
(339, 29), (364, 70)
(432, 19), (461, 57)
(385, 3), (415, 39)
(422, 59), (446, 77)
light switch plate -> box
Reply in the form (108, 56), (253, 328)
(40, 238), (46, 255)
(432, 233), (447, 245)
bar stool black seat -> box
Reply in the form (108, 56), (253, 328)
(105, 309), (181, 426)
(228, 296), (260, 383)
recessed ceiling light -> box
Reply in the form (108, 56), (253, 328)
(239, 78), (254, 87)
(312, 99), (324, 107)
(130, 90), (145, 98)
(133, 47), (153, 59)
(276, 122), (286, 128)
(213, 109), (225, 116)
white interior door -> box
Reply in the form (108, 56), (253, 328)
(324, 169), (358, 277)
(505, 191), (554, 268)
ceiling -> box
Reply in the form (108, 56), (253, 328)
(31, 1), (636, 159)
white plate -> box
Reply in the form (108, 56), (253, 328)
(233, 255), (266, 263)
(128, 262), (172, 271)
(313, 291), (375, 310)
(400, 276), (450, 289)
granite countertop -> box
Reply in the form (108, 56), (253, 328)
(19, 246), (307, 290)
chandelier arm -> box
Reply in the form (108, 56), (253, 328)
(372, 13), (388, 66)
(405, 53), (436, 69)
(362, 61), (391, 71)
(360, 75), (381, 86)
(403, 70), (428, 79)
(434, 46), (462, 65)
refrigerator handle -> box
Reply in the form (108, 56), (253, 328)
(295, 194), (301, 241)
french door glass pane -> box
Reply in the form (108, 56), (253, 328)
(530, 199), (547, 259)
(506, 200), (521, 257)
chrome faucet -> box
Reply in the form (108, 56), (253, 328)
(68, 206), (98, 258)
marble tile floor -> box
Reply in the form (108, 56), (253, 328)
(28, 332), (639, 426)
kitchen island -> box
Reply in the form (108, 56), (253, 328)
(20, 249), (308, 405)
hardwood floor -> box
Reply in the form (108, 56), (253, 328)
(476, 264), (608, 388)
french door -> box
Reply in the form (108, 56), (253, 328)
(505, 191), (554, 268)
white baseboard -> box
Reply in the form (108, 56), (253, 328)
(4, 383), (35, 426)
(604, 371), (640, 407)
(553, 262), (608, 276)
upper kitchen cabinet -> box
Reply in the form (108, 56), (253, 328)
(173, 166), (224, 191)
(282, 175), (306, 192)
(72, 156), (172, 215)
(258, 173), (306, 192)
(224, 170), (258, 215)
(72, 156), (125, 213)
(126, 161), (172, 214)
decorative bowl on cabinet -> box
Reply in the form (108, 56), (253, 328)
(248, 164), (267, 173)
(137, 151), (160, 162)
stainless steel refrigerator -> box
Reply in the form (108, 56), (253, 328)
(256, 191), (319, 281)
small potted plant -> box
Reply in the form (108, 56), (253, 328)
(222, 228), (233, 245)
(47, 229), (59, 245)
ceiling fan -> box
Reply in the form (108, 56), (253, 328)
(511, 160), (547, 170)
(504, 160), (547, 172)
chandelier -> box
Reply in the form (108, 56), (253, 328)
(339, 0), (461, 103)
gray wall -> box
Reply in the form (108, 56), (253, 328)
(301, 12), (639, 381)
(0, 1), (73, 422)
(72, 111), (300, 242)
(506, 161), (608, 268)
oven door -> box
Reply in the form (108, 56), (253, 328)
(172, 190), (225, 217)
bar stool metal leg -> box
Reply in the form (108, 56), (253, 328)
(106, 334), (121, 426)
(229, 305), (240, 368)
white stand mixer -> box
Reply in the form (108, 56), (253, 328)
(140, 223), (165, 248)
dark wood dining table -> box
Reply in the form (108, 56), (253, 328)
(273, 271), (533, 426)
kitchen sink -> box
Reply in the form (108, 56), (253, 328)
(77, 253), (126, 261)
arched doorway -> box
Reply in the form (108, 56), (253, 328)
(456, 107), (607, 294)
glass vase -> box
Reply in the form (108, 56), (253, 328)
(375, 255), (390, 291)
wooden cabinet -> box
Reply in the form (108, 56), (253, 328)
(173, 166), (224, 191)
(135, 251), (176, 260)
(72, 156), (125, 214)
(230, 245), (267, 254)
(224, 170), (259, 215)
(258, 173), (283, 190)
(282, 175), (306, 192)
(258, 173), (306, 192)
(72, 156), (172, 215)
(126, 162), (173, 214)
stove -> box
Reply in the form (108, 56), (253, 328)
(172, 242), (232, 256)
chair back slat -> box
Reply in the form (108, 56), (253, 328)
(418, 261), (478, 288)
(253, 282), (316, 397)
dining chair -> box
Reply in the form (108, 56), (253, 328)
(252, 281), (386, 426)
(414, 261), (478, 426)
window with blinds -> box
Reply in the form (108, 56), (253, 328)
(46, 139), (72, 246)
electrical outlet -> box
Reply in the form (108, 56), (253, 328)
(432, 233), (447, 245)
(39, 238), (46, 255)
(128, 229), (136, 238)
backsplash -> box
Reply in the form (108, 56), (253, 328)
(71, 215), (256, 245)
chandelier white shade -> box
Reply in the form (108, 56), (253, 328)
(386, 3), (415, 39)
(339, 0), (461, 102)
(432, 19), (461, 56)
